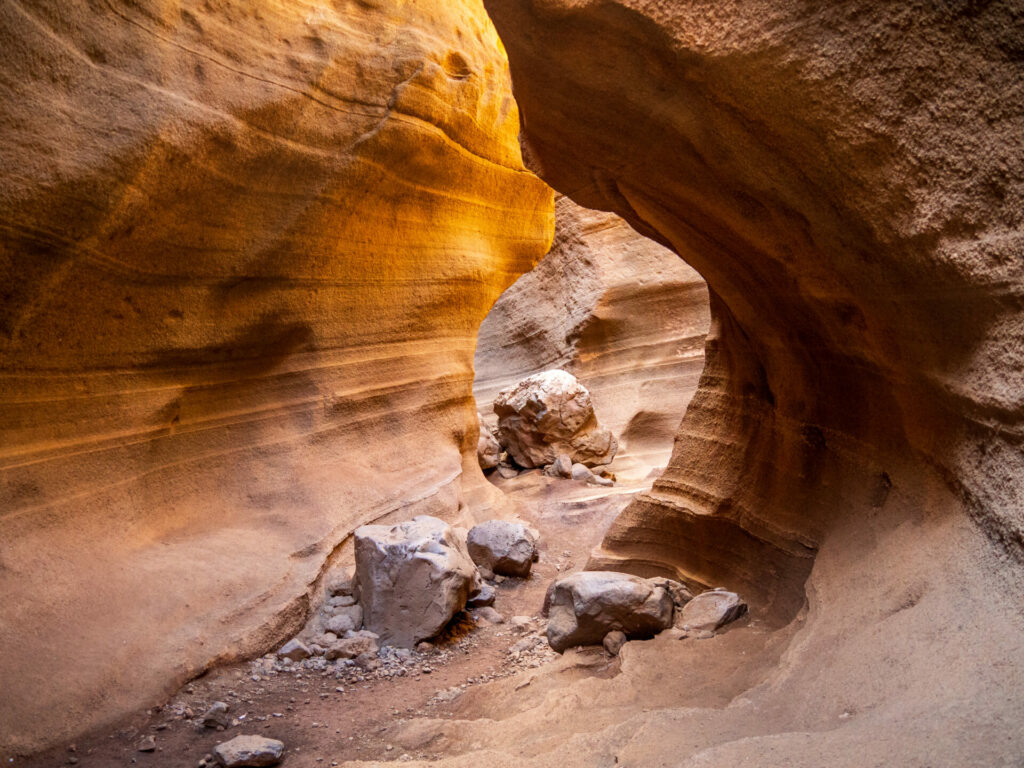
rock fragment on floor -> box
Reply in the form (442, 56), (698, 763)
(475, 606), (505, 624)
(201, 701), (231, 729)
(543, 453), (573, 478)
(493, 370), (617, 468)
(213, 734), (285, 767)
(325, 606), (366, 638)
(136, 735), (156, 752)
(325, 632), (379, 660)
(276, 639), (310, 662)
(603, 630), (627, 655)
(466, 520), (538, 578)
(466, 582), (495, 608)
(570, 462), (614, 486)
(354, 515), (481, 647)
(326, 570), (355, 597)
(676, 589), (747, 632)
(545, 571), (674, 652)
(647, 577), (694, 609)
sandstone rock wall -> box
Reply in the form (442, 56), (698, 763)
(0, 0), (551, 753)
(484, 0), (1024, 761)
(475, 196), (709, 470)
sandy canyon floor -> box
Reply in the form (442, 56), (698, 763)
(16, 462), (787, 768)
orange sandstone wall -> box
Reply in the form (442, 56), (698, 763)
(0, 0), (552, 753)
(485, 0), (1024, 759)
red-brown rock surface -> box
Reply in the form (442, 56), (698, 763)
(0, 0), (551, 754)
(482, 0), (1024, 762)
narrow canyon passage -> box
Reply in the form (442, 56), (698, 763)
(2, 0), (1023, 766)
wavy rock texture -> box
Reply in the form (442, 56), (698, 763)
(477, 0), (1024, 763)
(0, 0), (552, 753)
(475, 196), (709, 473)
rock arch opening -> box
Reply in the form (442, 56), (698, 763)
(473, 194), (711, 483)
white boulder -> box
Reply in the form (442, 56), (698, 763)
(466, 519), (538, 578)
(493, 370), (617, 468)
(545, 571), (673, 652)
(354, 515), (481, 647)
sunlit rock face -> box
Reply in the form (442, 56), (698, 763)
(475, 196), (709, 472)
(0, 0), (551, 753)
(486, 0), (1024, 761)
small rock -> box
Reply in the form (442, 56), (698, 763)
(510, 636), (540, 653)
(510, 615), (533, 628)
(476, 606), (505, 625)
(354, 653), (380, 670)
(325, 605), (363, 635)
(328, 595), (356, 608)
(212, 735), (285, 767)
(277, 639), (310, 662)
(416, 641), (434, 653)
(647, 577), (694, 609)
(570, 462), (613, 486)
(202, 702), (231, 729)
(543, 454), (573, 479)
(466, 582), (495, 608)
(676, 590), (746, 632)
(137, 735), (156, 752)
(603, 630), (627, 655)
(325, 635), (378, 660)
(496, 463), (520, 479)
(326, 570), (355, 597)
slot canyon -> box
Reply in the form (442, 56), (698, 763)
(1, 1), (1021, 766)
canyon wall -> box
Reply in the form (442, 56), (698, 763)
(0, 0), (551, 753)
(484, 0), (1024, 761)
(475, 195), (709, 472)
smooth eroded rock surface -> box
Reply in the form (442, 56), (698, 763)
(354, 516), (481, 647)
(493, 370), (617, 467)
(545, 571), (673, 652)
(0, 0), (553, 752)
(485, 0), (1024, 762)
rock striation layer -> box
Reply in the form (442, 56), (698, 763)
(475, 195), (709, 470)
(0, 0), (552, 754)
(484, 0), (1024, 763)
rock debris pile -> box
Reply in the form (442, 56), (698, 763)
(544, 570), (746, 653)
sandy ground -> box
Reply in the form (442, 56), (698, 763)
(15, 470), (653, 768)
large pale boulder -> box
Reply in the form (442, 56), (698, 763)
(354, 516), (481, 647)
(545, 571), (673, 652)
(466, 520), (538, 578)
(493, 370), (617, 467)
